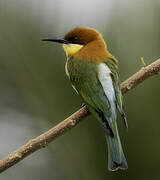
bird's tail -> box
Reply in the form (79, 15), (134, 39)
(105, 123), (128, 171)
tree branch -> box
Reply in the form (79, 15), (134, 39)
(0, 59), (160, 173)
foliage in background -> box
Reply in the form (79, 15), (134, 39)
(0, 0), (160, 180)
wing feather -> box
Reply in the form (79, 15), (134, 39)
(98, 63), (117, 122)
(105, 58), (128, 129)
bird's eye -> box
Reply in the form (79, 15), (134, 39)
(67, 36), (79, 43)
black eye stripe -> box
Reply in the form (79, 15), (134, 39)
(67, 36), (78, 42)
(65, 36), (84, 45)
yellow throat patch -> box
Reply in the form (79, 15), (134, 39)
(63, 44), (83, 57)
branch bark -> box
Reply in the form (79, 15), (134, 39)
(0, 59), (160, 173)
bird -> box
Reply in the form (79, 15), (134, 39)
(42, 26), (128, 171)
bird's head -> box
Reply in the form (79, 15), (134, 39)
(64, 26), (102, 45)
(43, 26), (110, 60)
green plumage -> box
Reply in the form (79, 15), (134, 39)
(66, 57), (128, 171)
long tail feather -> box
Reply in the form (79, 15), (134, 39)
(105, 123), (128, 171)
(86, 105), (128, 170)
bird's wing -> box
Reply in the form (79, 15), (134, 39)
(74, 62), (117, 136)
(105, 58), (128, 129)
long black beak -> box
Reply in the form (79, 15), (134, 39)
(42, 38), (69, 44)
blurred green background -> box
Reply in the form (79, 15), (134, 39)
(0, 0), (160, 179)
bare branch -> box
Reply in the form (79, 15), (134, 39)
(0, 59), (160, 173)
(121, 59), (160, 94)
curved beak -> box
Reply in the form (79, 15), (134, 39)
(42, 38), (69, 44)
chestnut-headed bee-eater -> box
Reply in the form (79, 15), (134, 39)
(42, 26), (128, 171)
